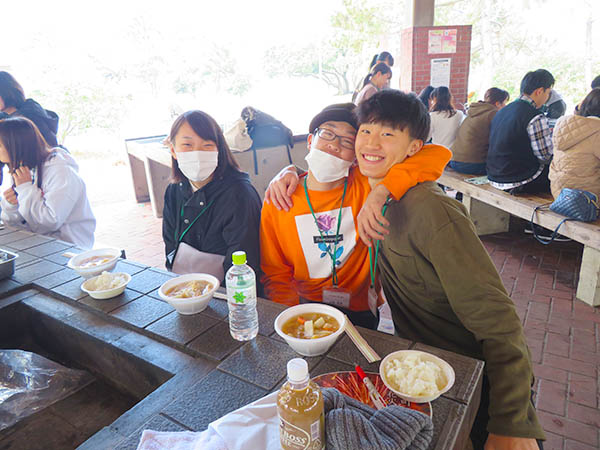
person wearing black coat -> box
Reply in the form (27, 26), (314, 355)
(0, 72), (59, 147)
(162, 110), (262, 285)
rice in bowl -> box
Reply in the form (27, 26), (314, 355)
(85, 271), (128, 291)
(384, 353), (447, 398)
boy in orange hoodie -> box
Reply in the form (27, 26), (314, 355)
(260, 103), (451, 328)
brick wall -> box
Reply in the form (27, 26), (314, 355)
(400, 25), (472, 105)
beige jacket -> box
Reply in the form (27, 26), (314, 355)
(549, 114), (600, 199)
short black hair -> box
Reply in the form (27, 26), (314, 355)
(377, 51), (394, 67)
(592, 75), (600, 90)
(357, 89), (430, 142)
(520, 69), (555, 95)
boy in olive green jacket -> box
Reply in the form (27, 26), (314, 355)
(355, 90), (545, 450)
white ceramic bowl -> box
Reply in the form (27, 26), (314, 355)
(158, 273), (219, 315)
(67, 248), (121, 279)
(81, 272), (131, 300)
(274, 304), (346, 357)
(379, 350), (456, 403)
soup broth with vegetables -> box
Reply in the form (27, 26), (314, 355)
(282, 313), (340, 339)
(166, 280), (213, 298)
(78, 255), (114, 269)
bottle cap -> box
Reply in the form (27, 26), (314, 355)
(287, 358), (309, 383)
(232, 251), (247, 265)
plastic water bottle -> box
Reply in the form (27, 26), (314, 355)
(226, 251), (259, 341)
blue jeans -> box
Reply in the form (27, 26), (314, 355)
(448, 160), (487, 175)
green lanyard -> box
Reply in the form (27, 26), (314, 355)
(175, 199), (214, 243)
(303, 176), (348, 286)
(368, 201), (390, 287)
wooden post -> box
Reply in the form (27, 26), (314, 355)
(462, 195), (510, 235)
(413, 0), (435, 27)
(576, 246), (600, 306)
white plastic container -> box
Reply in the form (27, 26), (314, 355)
(81, 272), (131, 300)
(67, 248), (121, 279)
(274, 304), (346, 357)
(379, 350), (455, 403)
(158, 273), (219, 315)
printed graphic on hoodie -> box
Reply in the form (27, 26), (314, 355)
(294, 206), (356, 279)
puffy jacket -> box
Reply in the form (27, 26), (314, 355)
(549, 114), (600, 199)
(451, 101), (498, 164)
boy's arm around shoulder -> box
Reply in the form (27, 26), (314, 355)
(380, 144), (451, 200)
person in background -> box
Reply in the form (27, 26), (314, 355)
(368, 51), (394, 70)
(591, 75), (600, 89)
(549, 88), (600, 199)
(354, 63), (392, 105)
(0, 117), (95, 248)
(162, 110), (262, 284)
(417, 86), (434, 109)
(428, 86), (465, 148)
(0, 72), (59, 147)
(355, 89), (545, 450)
(487, 69), (555, 194)
(449, 87), (510, 175)
(260, 103), (450, 329)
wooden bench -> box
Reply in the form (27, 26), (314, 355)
(439, 168), (600, 307)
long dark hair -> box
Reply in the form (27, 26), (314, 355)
(362, 63), (392, 88)
(0, 72), (26, 110)
(577, 88), (600, 118)
(0, 117), (51, 188)
(430, 86), (456, 117)
(484, 87), (510, 105)
(417, 86), (434, 108)
(168, 110), (240, 184)
(369, 51), (394, 69)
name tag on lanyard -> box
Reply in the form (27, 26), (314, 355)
(322, 286), (351, 309)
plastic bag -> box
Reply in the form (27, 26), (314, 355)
(0, 349), (94, 431)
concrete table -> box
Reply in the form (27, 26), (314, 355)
(0, 228), (483, 450)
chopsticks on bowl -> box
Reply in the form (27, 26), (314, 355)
(344, 315), (381, 363)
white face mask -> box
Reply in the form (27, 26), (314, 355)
(175, 150), (218, 182)
(305, 145), (353, 183)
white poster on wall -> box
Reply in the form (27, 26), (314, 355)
(430, 58), (451, 87)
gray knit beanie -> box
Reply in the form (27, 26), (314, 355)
(322, 388), (433, 450)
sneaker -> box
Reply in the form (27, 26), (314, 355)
(525, 224), (571, 242)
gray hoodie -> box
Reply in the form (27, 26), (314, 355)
(1, 148), (96, 248)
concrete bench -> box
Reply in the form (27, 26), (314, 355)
(439, 168), (600, 306)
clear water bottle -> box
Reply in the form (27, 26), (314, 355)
(226, 251), (259, 341)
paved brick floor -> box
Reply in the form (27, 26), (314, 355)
(85, 160), (598, 449)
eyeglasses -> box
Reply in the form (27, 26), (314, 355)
(315, 128), (356, 150)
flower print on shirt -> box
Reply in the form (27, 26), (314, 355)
(295, 207), (356, 279)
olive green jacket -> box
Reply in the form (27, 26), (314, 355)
(379, 181), (545, 440)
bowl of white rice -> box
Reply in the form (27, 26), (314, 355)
(81, 271), (131, 300)
(379, 350), (455, 403)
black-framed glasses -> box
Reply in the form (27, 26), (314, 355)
(315, 128), (356, 150)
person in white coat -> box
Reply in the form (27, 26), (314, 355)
(0, 117), (95, 248)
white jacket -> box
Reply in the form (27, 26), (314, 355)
(430, 110), (465, 148)
(1, 148), (96, 248)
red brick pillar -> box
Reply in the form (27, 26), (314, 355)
(400, 25), (472, 105)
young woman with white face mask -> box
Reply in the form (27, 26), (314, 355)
(162, 110), (262, 283)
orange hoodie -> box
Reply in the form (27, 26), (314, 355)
(260, 144), (451, 311)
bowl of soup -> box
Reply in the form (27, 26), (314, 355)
(158, 273), (219, 315)
(274, 304), (346, 357)
(379, 350), (455, 403)
(67, 248), (121, 279)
